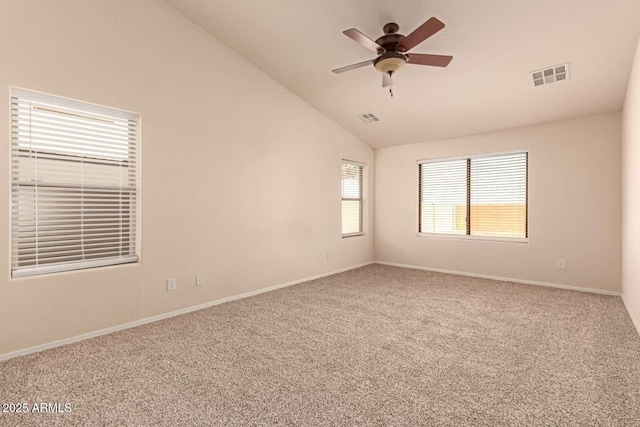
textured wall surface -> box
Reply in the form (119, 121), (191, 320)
(376, 113), (622, 293)
(622, 37), (640, 332)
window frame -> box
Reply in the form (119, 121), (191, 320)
(9, 88), (142, 278)
(341, 159), (365, 238)
(417, 150), (528, 244)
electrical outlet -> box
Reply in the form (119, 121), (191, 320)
(326, 252), (332, 261)
(196, 274), (204, 286)
(167, 278), (177, 291)
(398, 245), (404, 253)
(557, 260), (565, 270)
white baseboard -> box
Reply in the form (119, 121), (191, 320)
(0, 261), (375, 362)
(375, 261), (621, 296)
(622, 294), (640, 337)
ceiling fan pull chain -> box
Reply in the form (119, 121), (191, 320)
(390, 72), (394, 98)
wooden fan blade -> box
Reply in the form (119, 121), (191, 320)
(382, 73), (391, 87)
(407, 53), (453, 67)
(397, 18), (445, 52)
(332, 59), (374, 74)
(343, 28), (386, 53)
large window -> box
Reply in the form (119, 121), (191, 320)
(418, 152), (527, 240)
(341, 160), (364, 237)
(11, 89), (140, 277)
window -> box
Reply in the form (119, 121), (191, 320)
(418, 152), (528, 241)
(11, 89), (140, 277)
(341, 160), (364, 236)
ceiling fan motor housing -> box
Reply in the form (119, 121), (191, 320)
(375, 33), (405, 52)
(374, 51), (407, 75)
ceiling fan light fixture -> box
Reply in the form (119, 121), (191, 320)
(374, 52), (407, 75)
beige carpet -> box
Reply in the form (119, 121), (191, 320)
(1, 264), (639, 426)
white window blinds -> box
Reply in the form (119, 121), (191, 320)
(419, 152), (528, 240)
(470, 153), (527, 238)
(341, 161), (364, 236)
(418, 159), (468, 235)
(11, 89), (139, 277)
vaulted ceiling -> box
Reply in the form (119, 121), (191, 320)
(164, 0), (640, 148)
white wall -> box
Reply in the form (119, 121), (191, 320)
(622, 38), (640, 332)
(0, 0), (374, 356)
(375, 113), (622, 293)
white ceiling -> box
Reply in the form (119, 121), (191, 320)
(164, 0), (640, 148)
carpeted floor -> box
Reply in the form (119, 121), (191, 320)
(1, 264), (640, 426)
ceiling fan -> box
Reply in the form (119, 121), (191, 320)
(332, 18), (453, 96)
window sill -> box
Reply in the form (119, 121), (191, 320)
(342, 232), (364, 239)
(11, 256), (139, 279)
(416, 233), (528, 244)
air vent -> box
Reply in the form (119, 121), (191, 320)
(356, 113), (380, 123)
(530, 63), (569, 87)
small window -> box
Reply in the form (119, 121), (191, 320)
(341, 160), (364, 237)
(419, 152), (528, 241)
(11, 89), (140, 277)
